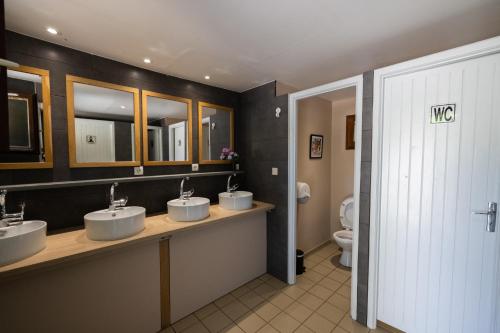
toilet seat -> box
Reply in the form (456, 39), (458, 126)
(334, 229), (352, 240)
(339, 196), (354, 230)
(334, 195), (354, 267)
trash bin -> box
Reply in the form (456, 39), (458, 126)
(296, 249), (305, 275)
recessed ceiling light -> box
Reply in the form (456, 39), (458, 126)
(143, 58), (151, 64)
(120, 105), (126, 109)
(47, 27), (58, 35)
(204, 75), (210, 80)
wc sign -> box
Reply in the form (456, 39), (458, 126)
(431, 104), (456, 124)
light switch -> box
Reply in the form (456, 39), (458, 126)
(272, 167), (278, 176)
(134, 166), (144, 176)
(235, 163), (240, 171)
(192, 163), (199, 172)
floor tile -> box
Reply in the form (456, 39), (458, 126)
(269, 292), (295, 310)
(246, 279), (264, 290)
(183, 322), (210, 333)
(222, 323), (246, 333)
(294, 325), (314, 333)
(266, 277), (287, 290)
(174, 314), (200, 332)
(232, 285), (252, 298)
(295, 275), (314, 291)
(303, 313), (336, 333)
(318, 277), (342, 293)
(159, 326), (175, 333)
(202, 310), (233, 333)
(332, 326), (349, 333)
(196, 303), (219, 320)
(302, 270), (323, 283)
(254, 283), (278, 299)
(236, 313), (267, 333)
(316, 302), (345, 324)
(282, 284), (306, 300)
(338, 315), (369, 333)
(239, 290), (266, 309)
(256, 324), (279, 333)
(215, 294), (237, 308)
(337, 285), (351, 298)
(284, 301), (313, 323)
(253, 302), (281, 322)
(258, 274), (273, 282)
(269, 312), (301, 333)
(305, 253), (323, 264)
(221, 300), (250, 321)
(297, 292), (324, 310)
(328, 269), (350, 283)
(308, 284), (334, 301)
(327, 294), (350, 312)
(312, 263), (334, 276)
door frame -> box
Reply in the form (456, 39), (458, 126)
(368, 36), (500, 329)
(288, 75), (364, 320)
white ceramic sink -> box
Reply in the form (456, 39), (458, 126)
(0, 220), (47, 266)
(84, 206), (145, 241)
(219, 191), (253, 211)
(167, 197), (210, 222)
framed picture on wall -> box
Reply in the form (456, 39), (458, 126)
(309, 134), (323, 159)
(345, 115), (355, 150)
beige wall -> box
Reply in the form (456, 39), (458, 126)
(297, 97), (332, 253)
(330, 97), (356, 235)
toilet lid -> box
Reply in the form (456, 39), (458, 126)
(339, 196), (354, 229)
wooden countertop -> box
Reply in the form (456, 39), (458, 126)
(0, 201), (274, 280)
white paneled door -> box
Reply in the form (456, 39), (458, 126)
(377, 52), (500, 332)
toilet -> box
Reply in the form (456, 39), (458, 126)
(333, 196), (354, 267)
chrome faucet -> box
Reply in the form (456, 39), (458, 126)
(0, 189), (25, 227)
(109, 182), (128, 211)
(227, 173), (239, 193)
(179, 177), (194, 200)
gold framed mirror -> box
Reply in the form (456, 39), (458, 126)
(0, 65), (53, 169)
(141, 90), (193, 166)
(197, 102), (234, 164)
(66, 75), (141, 168)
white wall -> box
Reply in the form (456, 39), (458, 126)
(297, 97), (332, 253)
(330, 97), (356, 235)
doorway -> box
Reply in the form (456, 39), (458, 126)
(288, 75), (364, 321)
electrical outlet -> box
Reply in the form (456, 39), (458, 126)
(235, 163), (240, 171)
(134, 166), (143, 176)
(272, 167), (278, 176)
(192, 163), (199, 172)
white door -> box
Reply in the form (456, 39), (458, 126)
(75, 118), (115, 162)
(377, 52), (500, 332)
(169, 121), (186, 161)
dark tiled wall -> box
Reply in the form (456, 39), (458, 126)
(0, 32), (240, 232)
(357, 71), (374, 324)
(239, 82), (289, 281)
(1, 31), (239, 185)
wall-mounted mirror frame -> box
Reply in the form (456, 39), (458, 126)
(197, 102), (234, 165)
(0, 65), (53, 169)
(141, 90), (193, 166)
(66, 75), (141, 168)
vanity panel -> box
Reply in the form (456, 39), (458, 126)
(0, 241), (162, 333)
(170, 211), (267, 322)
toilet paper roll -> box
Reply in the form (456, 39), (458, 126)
(296, 182), (311, 202)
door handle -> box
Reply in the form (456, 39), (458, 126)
(472, 202), (497, 232)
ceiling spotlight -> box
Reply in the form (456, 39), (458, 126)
(47, 27), (58, 35)
(143, 58), (151, 64)
(120, 105), (126, 109)
(204, 75), (210, 80)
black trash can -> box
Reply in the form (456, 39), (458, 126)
(296, 249), (305, 275)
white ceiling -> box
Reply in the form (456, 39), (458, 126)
(6, 0), (500, 92)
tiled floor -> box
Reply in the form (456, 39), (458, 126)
(164, 242), (388, 333)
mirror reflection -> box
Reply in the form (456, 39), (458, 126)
(67, 76), (140, 167)
(198, 102), (234, 163)
(0, 66), (52, 168)
(142, 92), (192, 165)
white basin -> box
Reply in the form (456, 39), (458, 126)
(219, 191), (253, 211)
(0, 220), (47, 266)
(167, 197), (210, 222)
(84, 206), (145, 241)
